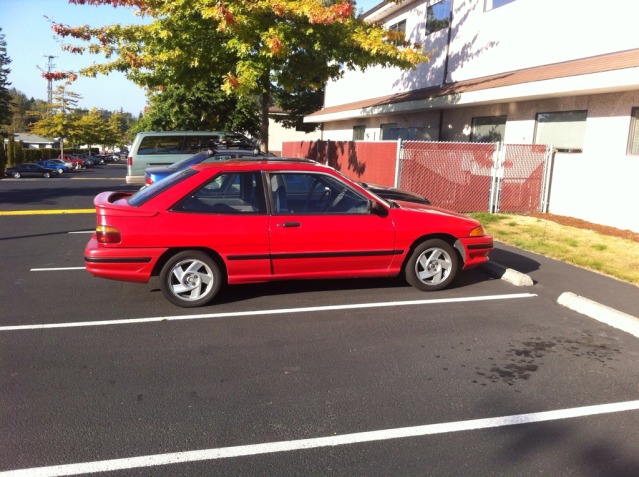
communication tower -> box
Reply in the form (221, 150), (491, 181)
(42, 54), (58, 104)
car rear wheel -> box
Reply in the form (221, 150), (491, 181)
(43, 172), (51, 178)
(405, 239), (458, 291)
(13, 172), (21, 178)
(160, 251), (221, 307)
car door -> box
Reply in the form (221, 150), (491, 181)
(168, 170), (271, 282)
(268, 172), (397, 278)
(24, 165), (38, 177)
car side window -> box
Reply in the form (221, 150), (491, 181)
(173, 171), (265, 214)
(269, 172), (369, 215)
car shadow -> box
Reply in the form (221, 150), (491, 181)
(149, 269), (493, 307)
(489, 247), (541, 274)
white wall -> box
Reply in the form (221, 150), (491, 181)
(449, 0), (639, 82)
(325, 0), (639, 108)
(324, 0), (449, 107)
(549, 154), (639, 232)
(269, 119), (322, 155)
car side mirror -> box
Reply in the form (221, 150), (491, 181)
(369, 200), (389, 217)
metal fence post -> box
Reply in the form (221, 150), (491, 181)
(488, 142), (503, 213)
(394, 138), (403, 188)
(540, 145), (554, 213)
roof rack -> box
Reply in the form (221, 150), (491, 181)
(231, 156), (317, 163)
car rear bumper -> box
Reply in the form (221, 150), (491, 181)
(84, 237), (167, 283)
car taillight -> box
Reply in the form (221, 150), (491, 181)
(96, 225), (121, 244)
(127, 156), (132, 167)
(145, 176), (153, 186)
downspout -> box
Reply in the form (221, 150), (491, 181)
(442, 0), (454, 86)
(438, 0), (454, 140)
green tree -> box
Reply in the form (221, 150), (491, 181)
(133, 80), (261, 137)
(30, 85), (82, 156)
(50, 0), (426, 152)
(0, 27), (13, 128)
(106, 111), (133, 148)
(7, 89), (46, 133)
(76, 108), (110, 147)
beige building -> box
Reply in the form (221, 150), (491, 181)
(305, 0), (639, 232)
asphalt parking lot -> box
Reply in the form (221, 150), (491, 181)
(1, 164), (639, 476)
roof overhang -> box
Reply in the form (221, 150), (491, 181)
(305, 49), (639, 123)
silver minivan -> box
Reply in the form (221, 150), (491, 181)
(126, 131), (250, 185)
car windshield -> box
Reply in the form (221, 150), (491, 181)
(168, 152), (212, 171)
(128, 168), (198, 207)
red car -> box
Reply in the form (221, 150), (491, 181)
(84, 159), (493, 307)
(58, 154), (85, 170)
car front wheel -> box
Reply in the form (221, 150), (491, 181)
(13, 172), (21, 178)
(160, 251), (221, 307)
(43, 172), (51, 178)
(405, 239), (458, 291)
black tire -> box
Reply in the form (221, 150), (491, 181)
(43, 172), (51, 178)
(13, 172), (20, 178)
(405, 239), (458, 291)
(160, 251), (221, 307)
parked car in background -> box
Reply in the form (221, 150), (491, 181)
(126, 130), (253, 184)
(80, 154), (104, 166)
(5, 163), (61, 178)
(36, 159), (68, 174)
(111, 152), (127, 162)
(58, 154), (85, 170)
(143, 148), (266, 186)
(85, 158), (493, 307)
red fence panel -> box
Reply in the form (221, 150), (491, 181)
(282, 140), (397, 186)
(283, 140), (549, 214)
(400, 142), (495, 213)
(498, 144), (548, 213)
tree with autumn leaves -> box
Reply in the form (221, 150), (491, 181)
(49, 0), (427, 151)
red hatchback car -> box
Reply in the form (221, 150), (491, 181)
(84, 159), (493, 307)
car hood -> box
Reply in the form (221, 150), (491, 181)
(391, 199), (480, 224)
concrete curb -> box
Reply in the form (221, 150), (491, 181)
(480, 261), (534, 287)
(479, 261), (639, 339)
(557, 292), (639, 338)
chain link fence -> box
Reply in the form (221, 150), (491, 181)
(399, 141), (551, 213)
(282, 139), (552, 214)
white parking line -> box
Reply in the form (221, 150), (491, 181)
(0, 293), (536, 331)
(30, 267), (86, 272)
(2, 399), (638, 476)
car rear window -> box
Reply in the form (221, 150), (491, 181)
(127, 168), (198, 207)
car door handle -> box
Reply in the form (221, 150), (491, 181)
(282, 222), (301, 228)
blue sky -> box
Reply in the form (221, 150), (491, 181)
(1, 0), (383, 117)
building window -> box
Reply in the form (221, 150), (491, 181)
(628, 107), (639, 155)
(381, 123), (398, 140)
(471, 116), (506, 143)
(353, 125), (365, 141)
(426, 0), (451, 35)
(534, 110), (587, 153)
(484, 0), (516, 11)
(388, 19), (406, 45)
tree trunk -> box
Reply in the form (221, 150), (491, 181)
(260, 83), (270, 154)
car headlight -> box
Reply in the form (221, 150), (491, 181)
(469, 225), (486, 237)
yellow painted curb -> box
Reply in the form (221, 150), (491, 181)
(0, 209), (95, 216)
